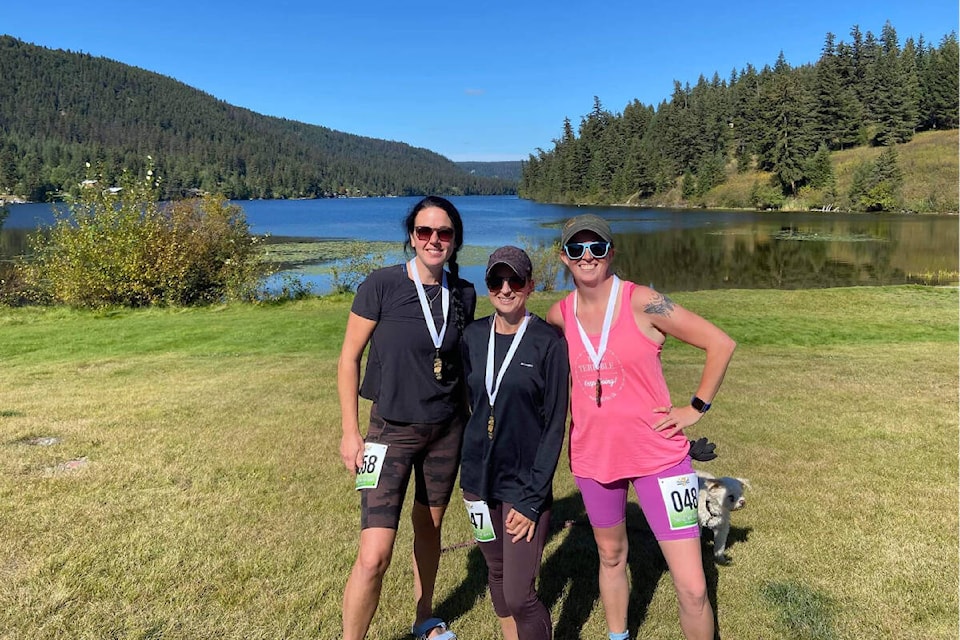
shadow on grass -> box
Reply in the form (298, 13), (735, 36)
(413, 492), (744, 640)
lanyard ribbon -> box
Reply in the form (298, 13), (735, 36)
(485, 313), (530, 438)
(485, 313), (531, 407)
(409, 258), (449, 350)
(573, 276), (620, 405)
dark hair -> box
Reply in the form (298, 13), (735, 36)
(403, 196), (466, 332)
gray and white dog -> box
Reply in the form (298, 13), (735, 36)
(697, 471), (751, 563)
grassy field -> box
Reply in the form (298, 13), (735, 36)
(0, 286), (957, 639)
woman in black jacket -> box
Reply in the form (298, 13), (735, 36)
(460, 246), (569, 640)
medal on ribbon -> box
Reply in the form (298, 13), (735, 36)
(485, 313), (530, 441)
(573, 276), (620, 408)
(410, 258), (449, 383)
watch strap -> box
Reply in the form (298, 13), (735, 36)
(691, 396), (711, 413)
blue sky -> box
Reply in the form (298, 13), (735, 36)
(5, 1), (958, 161)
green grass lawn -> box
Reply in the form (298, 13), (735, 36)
(0, 286), (957, 639)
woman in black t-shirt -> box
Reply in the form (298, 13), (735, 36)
(460, 246), (569, 640)
(338, 196), (476, 640)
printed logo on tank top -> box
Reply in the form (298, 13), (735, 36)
(572, 347), (624, 403)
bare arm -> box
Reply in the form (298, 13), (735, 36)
(337, 312), (378, 474)
(546, 300), (564, 332)
(633, 288), (736, 437)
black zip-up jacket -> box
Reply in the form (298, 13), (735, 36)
(459, 314), (569, 522)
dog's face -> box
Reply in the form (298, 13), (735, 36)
(703, 477), (750, 512)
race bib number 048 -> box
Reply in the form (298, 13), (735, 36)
(658, 473), (699, 530)
(355, 442), (388, 490)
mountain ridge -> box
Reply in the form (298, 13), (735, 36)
(0, 35), (517, 200)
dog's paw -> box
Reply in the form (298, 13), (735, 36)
(714, 553), (732, 565)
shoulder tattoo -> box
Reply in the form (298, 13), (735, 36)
(644, 292), (675, 317)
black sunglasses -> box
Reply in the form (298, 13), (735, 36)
(414, 226), (455, 243)
(563, 241), (611, 260)
(485, 274), (527, 292)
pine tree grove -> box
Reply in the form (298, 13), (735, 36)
(520, 23), (958, 207)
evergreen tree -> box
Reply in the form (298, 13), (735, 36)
(758, 53), (817, 194)
(730, 64), (764, 169)
(804, 143), (836, 191)
(857, 28), (884, 121)
(813, 33), (862, 149)
(900, 37), (923, 133)
(695, 152), (726, 195)
(872, 22), (914, 145)
(920, 33), (960, 129)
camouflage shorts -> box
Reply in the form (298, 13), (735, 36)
(360, 404), (465, 530)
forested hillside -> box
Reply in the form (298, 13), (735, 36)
(0, 36), (515, 201)
(456, 161), (523, 181)
(521, 23), (959, 212)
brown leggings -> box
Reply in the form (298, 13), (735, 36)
(464, 492), (553, 640)
(360, 404), (464, 530)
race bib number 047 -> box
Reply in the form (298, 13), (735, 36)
(658, 473), (699, 530)
(355, 442), (388, 490)
(463, 499), (496, 542)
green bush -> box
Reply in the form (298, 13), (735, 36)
(329, 242), (384, 293)
(520, 236), (562, 292)
(750, 180), (786, 210)
(17, 162), (267, 307)
(847, 146), (904, 212)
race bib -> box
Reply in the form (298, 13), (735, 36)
(463, 499), (496, 542)
(658, 473), (699, 530)
(354, 442), (388, 490)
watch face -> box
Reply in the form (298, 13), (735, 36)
(691, 397), (710, 413)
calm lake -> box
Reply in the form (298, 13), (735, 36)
(3, 195), (957, 294)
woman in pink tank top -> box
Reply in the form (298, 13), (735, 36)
(546, 214), (736, 640)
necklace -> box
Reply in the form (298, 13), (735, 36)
(426, 284), (443, 308)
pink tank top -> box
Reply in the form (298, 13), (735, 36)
(560, 280), (689, 481)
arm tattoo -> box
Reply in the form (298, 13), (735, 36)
(644, 292), (675, 317)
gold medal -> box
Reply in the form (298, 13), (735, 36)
(595, 377), (602, 407)
(433, 354), (443, 381)
(487, 413), (495, 439)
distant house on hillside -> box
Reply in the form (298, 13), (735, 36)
(79, 180), (122, 194)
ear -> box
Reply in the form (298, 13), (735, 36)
(737, 478), (752, 490)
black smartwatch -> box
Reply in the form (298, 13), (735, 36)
(690, 396), (711, 413)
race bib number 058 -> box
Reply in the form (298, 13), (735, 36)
(658, 473), (699, 530)
(355, 442), (388, 490)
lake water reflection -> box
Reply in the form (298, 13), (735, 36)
(3, 196), (957, 293)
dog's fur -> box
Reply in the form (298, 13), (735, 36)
(697, 471), (751, 563)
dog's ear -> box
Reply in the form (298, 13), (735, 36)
(706, 479), (724, 491)
(737, 478), (752, 490)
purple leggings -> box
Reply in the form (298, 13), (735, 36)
(464, 493), (552, 640)
(575, 456), (700, 541)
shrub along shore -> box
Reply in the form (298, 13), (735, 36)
(0, 286), (957, 639)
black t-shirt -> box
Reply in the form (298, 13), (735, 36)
(352, 263), (476, 424)
(459, 314), (569, 521)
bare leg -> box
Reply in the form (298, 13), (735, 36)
(659, 538), (714, 640)
(592, 522), (630, 636)
(411, 501), (447, 630)
(342, 527), (397, 640)
(498, 615), (519, 640)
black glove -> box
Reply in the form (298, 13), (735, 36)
(688, 437), (718, 462)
